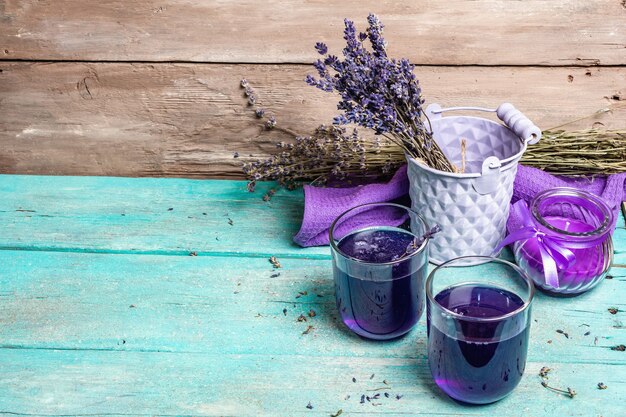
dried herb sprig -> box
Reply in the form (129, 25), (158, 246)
(239, 78), (625, 188)
(540, 367), (576, 398)
(539, 367), (551, 377)
(242, 125), (404, 188)
(522, 129), (626, 175)
(541, 381), (577, 398)
(306, 14), (454, 172)
(269, 256), (281, 268)
(242, 127), (626, 188)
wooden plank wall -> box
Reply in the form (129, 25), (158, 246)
(1, 0), (625, 178)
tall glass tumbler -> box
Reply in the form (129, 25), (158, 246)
(426, 257), (534, 404)
(330, 203), (430, 340)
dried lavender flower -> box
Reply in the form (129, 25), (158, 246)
(265, 116), (277, 130)
(306, 14), (454, 172)
(242, 123), (626, 191)
(239, 72), (626, 194)
(242, 125), (405, 189)
(415, 224), (442, 247)
(314, 42), (328, 55)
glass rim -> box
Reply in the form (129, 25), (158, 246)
(426, 256), (535, 323)
(530, 187), (613, 238)
(329, 202), (429, 267)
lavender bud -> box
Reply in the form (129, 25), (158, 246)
(266, 116), (276, 129)
(314, 42), (328, 55)
(304, 14), (452, 171)
(415, 224), (442, 247)
(255, 108), (265, 118)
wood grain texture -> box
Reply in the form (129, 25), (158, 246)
(0, 175), (624, 416)
(0, 175), (327, 257)
(1, 250), (624, 365)
(1, 0), (625, 65)
(1, 350), (622, 416)
(1, 175), (625, 265)
(1, 62), (624, 178)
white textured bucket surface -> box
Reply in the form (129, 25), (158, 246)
(407, 115), (523, 265)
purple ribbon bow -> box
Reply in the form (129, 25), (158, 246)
(494, 200), (607, 289)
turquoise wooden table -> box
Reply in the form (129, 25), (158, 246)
(0, 175), (624, 416)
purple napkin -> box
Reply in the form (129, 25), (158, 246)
(293, 165), (409, 246)
(508, 165), (626, 232)
(294, 164), (626, 247)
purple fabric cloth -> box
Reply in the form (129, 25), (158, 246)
(293, 164), (626, 247)
(508, 165), (626, 232)
(293, 165), (409, 246)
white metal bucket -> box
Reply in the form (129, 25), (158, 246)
(407, 103), (541, 265)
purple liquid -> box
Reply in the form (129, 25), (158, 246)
(334, 228), (426, 340)
(428, 284), (529, 404)
(517, 216), (605, 293)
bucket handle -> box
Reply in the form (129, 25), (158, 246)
(428, 104), (542, 145)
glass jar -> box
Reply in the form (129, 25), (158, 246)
(512, 187), (614, 295)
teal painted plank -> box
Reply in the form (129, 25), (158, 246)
(0, 174), (328, 258)
(613, 225), (626, 268)
(1, 251), (624, 365)
(0, 174), (624, 416)
(0, 349), (622, 416)
(1, 174), (624, 265)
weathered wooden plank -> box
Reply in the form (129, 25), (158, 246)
(1, 1), (625, 65)
(0, 349), (622, 416)
(1, 250), (624, 365)
(1, 175), (624, 265)
(0, 346), (622, 417)
(0, 174), (623, 416)
(0, 175), (333, 257)
(1, 62), (624, 178)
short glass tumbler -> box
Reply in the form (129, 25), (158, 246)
(330, 203), (430, 340)
(426, 257), (534, 404)
(513, 187), (614, 295)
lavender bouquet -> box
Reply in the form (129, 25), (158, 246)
(241, 15), (626, 190)
(242, 124), (404, 190)
(306, 14), (454, 172)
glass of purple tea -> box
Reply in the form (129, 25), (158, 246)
(426, 256), (534, 404)
(330, 203), (430, 340)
